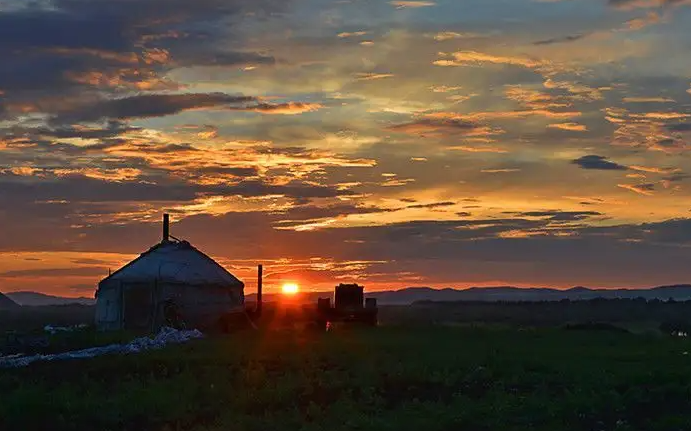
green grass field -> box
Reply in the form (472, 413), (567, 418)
(3, 326), (691, 431)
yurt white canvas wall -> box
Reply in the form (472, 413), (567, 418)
(95, 215), (244, 331)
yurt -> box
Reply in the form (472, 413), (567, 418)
(95, 215), (245, 331)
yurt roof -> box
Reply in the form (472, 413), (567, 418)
(0, 292), (20, 310)
(101, 240), (244, 287)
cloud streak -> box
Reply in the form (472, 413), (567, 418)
(389, 1), (436, 8)
(56, 93), (256, 123)
(617, 183), (656, 195)
(571, 155), (628, 171)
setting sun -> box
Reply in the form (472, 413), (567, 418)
(281, 283), (300, 295)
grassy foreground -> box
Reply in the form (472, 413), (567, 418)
(2, 326), (691, 431)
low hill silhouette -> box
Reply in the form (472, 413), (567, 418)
(6, 292), (95, 307)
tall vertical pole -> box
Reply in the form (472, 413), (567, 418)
(257, 264), (263, 316)
(163, 213), (170, 242)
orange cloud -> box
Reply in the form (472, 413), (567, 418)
(431, 32), (479, 41)
(389, 1), (436, 8)
(603, 107), (684, 152)
(623, 97), (675, 103)
(625, 11), (661, 29)
(633, 112), (691, 120)
(355, 73), (395, 81)
(428, 110), (581, 121)
(7, 166), (41, 177)
(64, 70), (179, 91)
(430, 85), (463, 93)
(387, 118), (499, 137)
(617, 183), (655, 196)
(241, 102), (324, 115)
(381, 178), (416, 187)
(609, 0), (691, 10)
(197, 125), (219, 139)
(542, 79), (604, 101)
(447, 145), (508, 153)
(505, 86), (571, 110)
(628, 165), (680, 174)
(141, 48), (172, 65)
(53, 168), (143, 182)
(338, 31), (369, 38)
(434, 51), (546, 69)
(547, 123), (588, 132)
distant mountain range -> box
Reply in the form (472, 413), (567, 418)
(5, 291), (96, 307)
(247, 284), (691, 305)
(6, 285), (691, 307)
(365, 285), (691, 305)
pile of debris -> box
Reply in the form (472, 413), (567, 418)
(0, 327), (204, 368)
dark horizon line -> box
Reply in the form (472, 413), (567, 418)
(5, 283), (691, 301)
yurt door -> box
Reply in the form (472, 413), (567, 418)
(123, 284), (154, 330)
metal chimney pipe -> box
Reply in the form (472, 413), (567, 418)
(163, 213), (170, 242)
(257, 264), (263, 316)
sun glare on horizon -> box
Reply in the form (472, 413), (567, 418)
(281, 283), (300, 295)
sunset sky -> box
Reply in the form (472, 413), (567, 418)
(2, 0), (691, 297)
